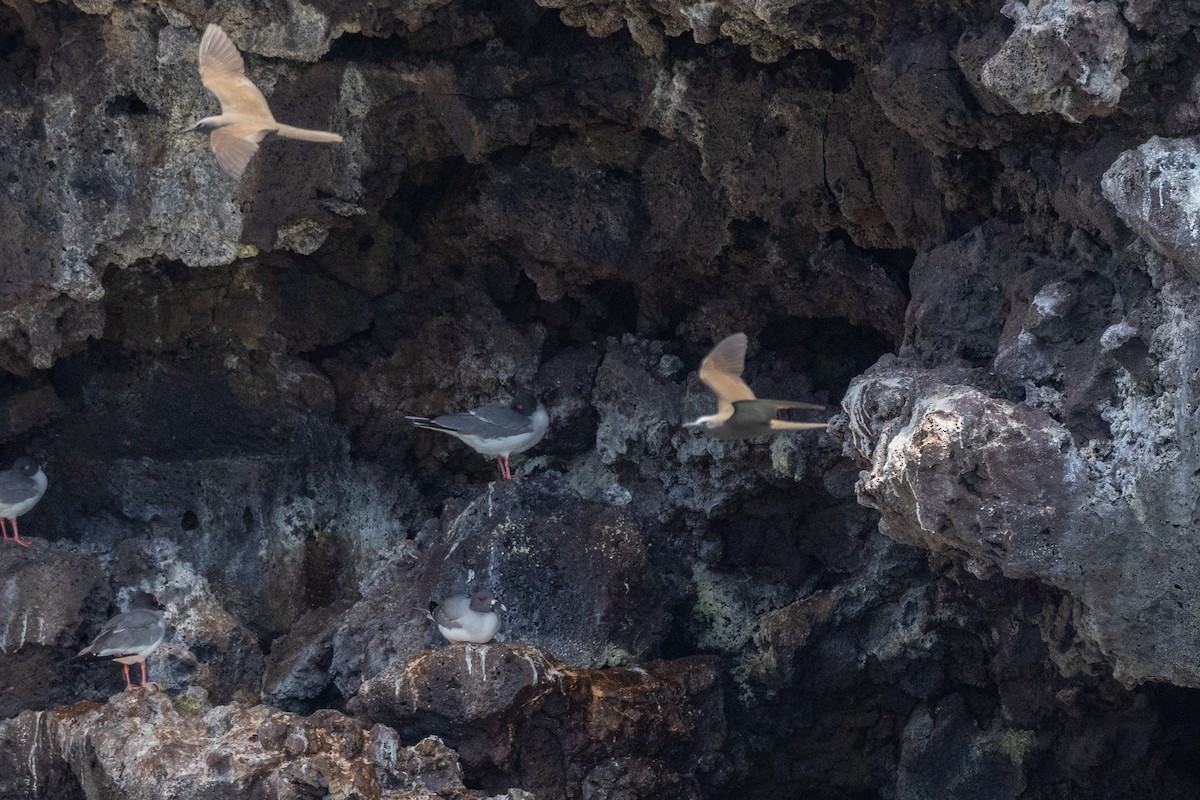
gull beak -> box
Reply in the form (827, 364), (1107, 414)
(179, 123), (200, 134)
(682, 420), (700, 428)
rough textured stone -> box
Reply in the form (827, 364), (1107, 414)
(980, 0), (1129, 123)
(0, 538), (264, 709)
(351, 643), (728, 798)
(1102, 136), (1200, 278)
(843, 276), (1200, 687)
(271, 477), (669, 703)
(896, 695), (1031, 800)
(0, 691), (512, 799)
(845, 367), (1081, 570)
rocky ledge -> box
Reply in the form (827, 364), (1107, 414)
(0, 690), (528, 800)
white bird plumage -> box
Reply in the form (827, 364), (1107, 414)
(425, 593), (503, 644)
(183, 24), (343, 179)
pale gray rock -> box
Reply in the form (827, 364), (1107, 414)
(0, 691), (505, 800)
(844, 355), (1200, 686)
(1102, 136), (1200, 279)
(980, 0), (1129, 123)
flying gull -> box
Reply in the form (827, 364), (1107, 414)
(406, 393), (549, 480)
(182, 24), (343, 179)
(684, 332), (828, 440)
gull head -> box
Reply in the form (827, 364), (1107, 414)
(180, 118), (219, 134)
(470, 592), (503, 613)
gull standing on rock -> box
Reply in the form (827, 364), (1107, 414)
(426, 592), (503, 644)
(77, 593), (166, 692)
(684, 332), (829, 440)
(405, 393), (549, 480)
(182, 24), (344, 179)
(0, 456), (47, 548)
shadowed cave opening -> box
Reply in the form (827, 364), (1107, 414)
(105, 93), (151, 117)
(0, 4), (37, 90)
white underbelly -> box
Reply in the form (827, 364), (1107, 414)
(457, 431), (538, 458)
(439, 615), (499, 644)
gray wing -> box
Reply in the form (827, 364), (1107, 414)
(0, 470), (36, 506)
(432, 404), (532, 438)
(729, 400), (783, 425)
(80, 610), (165, 657)
(731, 399), (827, 427)
(764, 399), (825, 411)
(431, 596), (470, 629)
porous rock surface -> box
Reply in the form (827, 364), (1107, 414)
(0, 690), (521, 799)
(2, 0), (1200, 797)
(264, 477), (668, 705)
(351, 643), (727, 798)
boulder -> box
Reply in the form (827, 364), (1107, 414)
(264, 476), (668, 705)
(0, 691), (519, 799)
(351, 642), (727, 799)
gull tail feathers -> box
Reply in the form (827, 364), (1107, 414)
(768, 420), (830, 431)
(274, 124), (343, 143)
(765, 399), (826, 411)
(405, 416), (455, 433)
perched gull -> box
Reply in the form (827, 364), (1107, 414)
(0, 456), (47, 548)
(406, 393), (549, 480)
(77, 593), (166, 691)
(181, 24), (343, 179)
(426, 592), (503, 644)
(684, 332), (828, 440)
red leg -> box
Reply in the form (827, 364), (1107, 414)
(122, 663), (133, 690)
(497, 456), (513, 480)
(10, 518), (29, 548)
(0, 518), (8, 540)
(139, 660), (158, 690)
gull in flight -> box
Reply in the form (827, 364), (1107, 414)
(182, 24), (343, 179)
(684, 332), (828, 440)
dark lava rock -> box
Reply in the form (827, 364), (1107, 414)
(896, 695), (1029, 800)
(0, 544), (108, 717)
(0, 537), (265, 709)
(351, 643), (728, 799)
(264, 476), (668, 705)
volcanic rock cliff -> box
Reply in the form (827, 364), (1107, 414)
(2, 0), (1200, 797)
